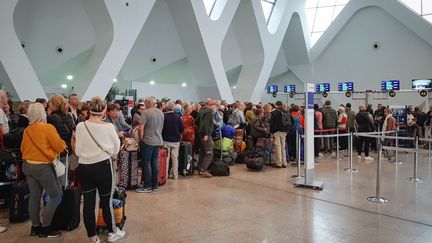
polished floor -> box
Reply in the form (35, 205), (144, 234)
(1, 150), (432, 243)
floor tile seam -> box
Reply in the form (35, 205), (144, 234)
(225, 174), (432, 228)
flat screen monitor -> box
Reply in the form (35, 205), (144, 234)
(381, 80), (400, 91)
(316, 83), (330, 92)
(267, 85), (278, 93)
(412, 79), (432, 90)
(338, 82), (354, 92)
(283, 84), (296, 93)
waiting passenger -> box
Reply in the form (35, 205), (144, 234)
(132, 103), (145, 128)
(321, 100), (338, 156)
(0, 90), (10, 134)
(355, 105), (376, 161)
(270, 101), (289, 168)
(75, 96), (124, 243)
(181, 102), (196, 148)
(382, 108), (397, 160)
(17, 101), (30, 128)
(227, 101), (246, 129)
(345, 103), (356, 133)
(77, 102), (89, 123)
(106, 103), (131, 137)
(338, 106), (348, 150)
(162, 101), (184, 180)
(197, 99), (215, 177)
(21, 103), (66, 238)
(136, 97), (165, 192)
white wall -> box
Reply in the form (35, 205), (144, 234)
(132, 82), (200, 102)
(289, 6), (432, 109)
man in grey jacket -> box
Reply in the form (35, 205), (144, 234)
(321, 100), (338, 156)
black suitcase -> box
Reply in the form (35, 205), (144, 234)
(178, 141), (194, 176)
(51, 156), (80, 231)
(9, 183), (30, 222)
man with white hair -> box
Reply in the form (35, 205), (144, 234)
(162, 101), (184, 180)
(0, 90), (10, 135)
(136, 97), (165, 193)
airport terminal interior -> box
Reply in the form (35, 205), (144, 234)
(1, 0), (432, 242)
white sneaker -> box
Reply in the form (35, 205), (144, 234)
(0, 226), (6, 233)
(357, 155), (362, 159)
(318, 153), (324, 157)
(365, 156), (374, 161)
(108, 228), (126, 242)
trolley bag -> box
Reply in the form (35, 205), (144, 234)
(51, 155), (81, 231)
(0, 150), (20, 202)
(96, 187), (127, 233)
(246, 155), (264, 171)
(178, 141), (194, 176)
(209, 161), (230, 176)
(118, 150), (139, 189)
(9, 182), (30, 223)
(141, 147), (168, 186)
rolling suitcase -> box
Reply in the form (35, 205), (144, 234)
(178, 142), (193, 176)
(141, 147), (168, 186)
(246, 156), (264, 171)
(118, 150), (139, 189)
(51, 154), (80, 231)
(96, 187), (127, 233)
(9, 182), (30, 222)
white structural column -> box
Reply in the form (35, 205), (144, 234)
(80, 0), (156, 101)
(233, 0), (308, 103)
(167, 0), (240, 103)
(0, 0), (47, 101)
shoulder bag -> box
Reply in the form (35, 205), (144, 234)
(25, 130), (66, 178)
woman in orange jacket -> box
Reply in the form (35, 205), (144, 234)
(21, 103), (66, 238)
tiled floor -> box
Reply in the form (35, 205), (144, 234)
(1, 150), (432, 242)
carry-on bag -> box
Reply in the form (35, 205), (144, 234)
(246, 156), (264, 171)
(118, 150), (139, 189)
(96, 187), (127, 233)
(51, 154), (81, 231)
(9, 182), (30, 222)
(178, 141), (194, 176)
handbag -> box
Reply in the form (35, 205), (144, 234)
(25, 130), (66, 177)
(122, 137), (139, 152)
(83, 122), (116, 161)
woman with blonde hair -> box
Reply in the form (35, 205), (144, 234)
(75, 96), (124, 243)
(47, 94), (75, 184)
(21, 103), (66, 238)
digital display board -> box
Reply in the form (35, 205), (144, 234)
(412, 79), (432, 90)
(267, 85), (278, 93)
(338, 82), (354, 92)
(315, 83), (330, 92)
(283, 84), (296, 93)
(381, 80), (400, 91)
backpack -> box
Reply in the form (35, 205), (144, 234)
(279, 110), (291, 129)
(291, 114), (302, 133)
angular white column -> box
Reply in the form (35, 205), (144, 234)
(233, 0), (309, 103)
(0, 0), (47, 101)
(80, 0), (156, 101)
(167, 0), (240, 103)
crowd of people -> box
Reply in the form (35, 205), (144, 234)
(0, 88), (431, 242)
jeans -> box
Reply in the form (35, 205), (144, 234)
(198, 134), (214, 171)
(77, 159), (115, 237)
(273, 132), (287, 166)
(23, 162), (62, 227)
(140, 143), (160, 189)
(164, 141), (180, 178)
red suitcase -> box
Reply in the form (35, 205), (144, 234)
(141, 147), (168, 186)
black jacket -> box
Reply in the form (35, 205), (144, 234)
(47, 111), (75, 151)
(270, 108), (289, 133)
(355, 111), (376, 132)
(162, 112), (184, 142)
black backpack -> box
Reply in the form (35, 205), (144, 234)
(280, 110), (291, 129)
(209, 162), (230, 176)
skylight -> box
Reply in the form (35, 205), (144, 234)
(261, 0), (277, 23)
(203, 0), (217, 17)
(306, 0), (350, 46)
(399, 0), (432, 23)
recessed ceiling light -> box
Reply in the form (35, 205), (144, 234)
(150, 80), (155, 85)
(113, 78), (118, 82)
(233, 86), (237, 89)
(182, 83), (187, 87)
(61, 84), (67, 89)
(66, 75), (73, 80)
